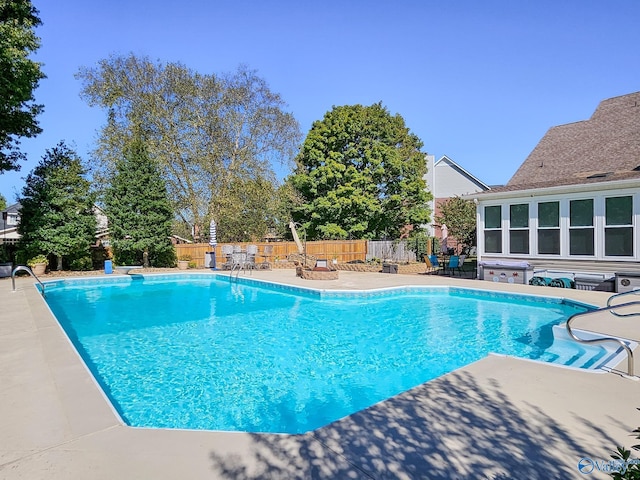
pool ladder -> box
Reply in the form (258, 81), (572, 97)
(11, 265), (46, 295)
(230, 259), (253, 281)
(565, 289), (640, 378)
(231, 262), (243, 281)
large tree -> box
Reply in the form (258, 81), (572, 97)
(104, 136), (175, 267)
(435, 196), (477, 250)
(0, 0), (45, 172)
(289, 103), (431, 239)
(17, 142), (96, 269)
(76, 55), (301, 240)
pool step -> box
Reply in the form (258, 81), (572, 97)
(541, 325), (633, 370)
(540, 341), (607, 369)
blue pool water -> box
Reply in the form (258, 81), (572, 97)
(44, 274), (597, 434)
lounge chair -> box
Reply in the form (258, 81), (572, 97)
(424, 255), (436, 274)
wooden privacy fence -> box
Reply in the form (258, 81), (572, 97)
(175, 240), (367, 267)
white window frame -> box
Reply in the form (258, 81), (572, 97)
(478, 188), (639, 261)
(536, 200), (560, 255)
(483, 205), (503, 254)
(603, 195), (634, 257)
(508, 203), (530, 255)
(568, 198), (595, 257)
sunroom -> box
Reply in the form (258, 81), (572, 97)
(469, 179), (640, 287)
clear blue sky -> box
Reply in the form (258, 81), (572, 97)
(2, 0), (639, 202)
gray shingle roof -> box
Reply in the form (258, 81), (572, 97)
(1, 203), (21, 215)
(504, 91), (640, 190)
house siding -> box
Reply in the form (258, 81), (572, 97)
(424, 155), (489, 239)
(434, 161), (488, 197)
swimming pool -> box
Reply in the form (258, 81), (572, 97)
(43, 274), (605, 434)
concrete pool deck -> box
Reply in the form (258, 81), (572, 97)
(2, 269), (640, 479)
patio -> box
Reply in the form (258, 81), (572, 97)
(2, 270), (639, 479)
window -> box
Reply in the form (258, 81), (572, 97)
(509, 204), (529, 254)
(6, 213), (18, 226)
(537, 201), (560, 255)
(569, 199), (594, 255)
(484, 205), (502, 253)
(605, 196), (633, 256)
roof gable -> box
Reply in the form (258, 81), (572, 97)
(435, 155), (490, 192)
(1, 203), (21, 215)
(507, 92), (640, 189)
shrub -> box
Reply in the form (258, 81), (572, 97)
(610, 414), (640, 479)
(27, 254), (48, 267)
(69, 256), (93, 271)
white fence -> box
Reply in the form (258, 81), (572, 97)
(366, 240), (418, 263)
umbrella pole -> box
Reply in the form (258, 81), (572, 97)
(212, 246), (217, 270)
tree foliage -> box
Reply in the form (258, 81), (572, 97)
(104, 136), (175, 267)
(435, 196), (477, 249)
(289, 103), (431, 239)
(610, 411), (640, 479)
(0, 0), (45, 172)
(76, 55), (301, 240)
(0, 192), (6, 211)
(17, 142), (96, 269)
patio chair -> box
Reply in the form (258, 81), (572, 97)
(221, 245), (234, 270)
(428, 255), (442, 275)
(245, 245), (258, 269)
(259, 245), (273, 269)
(457, 254), (467, 276)
(231, 251), (244, 271)
(424, 255), (438, 274)
(446, 255), (462, 276)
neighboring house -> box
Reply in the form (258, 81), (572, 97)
(468, 91), (640, 276)
(423, 154), (490, 246)
(93, 205), (110, 246)
(0, 203), (111, 247)
(170, 235), (193, 245)
(0, 203), (21, 245)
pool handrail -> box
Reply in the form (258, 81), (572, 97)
(606, 289), (640, 318)
(11, 265), (45, 295)
(565, 300), (640, 377)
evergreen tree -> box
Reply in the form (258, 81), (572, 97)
(105, 136), (175, 267)
(290, 103), (431, 239)
(0, 0), (46, 172)
(18, 142), (96, 269)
